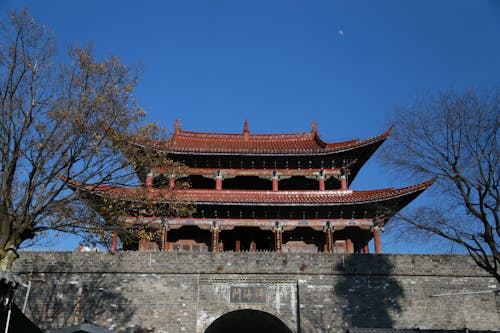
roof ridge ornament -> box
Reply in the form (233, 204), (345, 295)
(311, 121), (318, 135)
(174, 119), (181, 134)
(243, 119), (249, 141)
(310, 121), (328, 148)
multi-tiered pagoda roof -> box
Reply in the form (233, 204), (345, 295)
(69, 121), (432, 254)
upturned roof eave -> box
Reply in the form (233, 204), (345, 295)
(129, 127), (391, 157)
(66, 179), (434, 207)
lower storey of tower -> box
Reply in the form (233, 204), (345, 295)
(110, 217), (384, 254)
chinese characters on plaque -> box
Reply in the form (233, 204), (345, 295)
(230, 286), (267, 303)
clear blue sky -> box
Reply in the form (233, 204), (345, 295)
(3, 1), (500, 253)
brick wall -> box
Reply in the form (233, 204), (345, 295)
(11, 253), (500, 333)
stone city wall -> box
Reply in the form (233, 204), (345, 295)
(11, 252), (500, 333)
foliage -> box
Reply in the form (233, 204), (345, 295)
(0, 9), (180, 269)
(383, 88), (499, 282)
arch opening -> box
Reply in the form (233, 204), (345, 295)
(204, 309), (292, 333)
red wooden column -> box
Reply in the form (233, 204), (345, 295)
(345, 239), (353, 253)
(161, 225), (169, 252)
(138, 237), (148, 252)
(272, 178), (279, 191)
(318, 177), (326, 191)
(250, 240), (257, 252)
(235, 240), (241, 252)
(373, 227), (382, 254)
(271, 171), (279, 192)
(215, 178), (223, 190)
(211, 223), (220, 252)
(215, 170), (223, 190)
(324, 223), (334, 253)
(274, 224), (283, 252)
(363, 244), (369, 254)
(340, 175), (348, 191)
(110, 230), (119, 252)
(318, 170), (326, 191)
(168, 177), (176, 189)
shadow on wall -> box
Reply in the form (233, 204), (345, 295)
(17, 261), (146, 332)
(333, 255), (404, 329)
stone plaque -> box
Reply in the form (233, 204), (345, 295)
(230, 286), (267, 303)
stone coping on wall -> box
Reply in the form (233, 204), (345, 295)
(11, 252), (492, 278)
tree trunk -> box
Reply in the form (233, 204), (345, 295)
(0, 240), (19, 271)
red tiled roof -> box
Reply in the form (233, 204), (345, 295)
(68, 179), (434, 206)
(147, 121), (391, 155)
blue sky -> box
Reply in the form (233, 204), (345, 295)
(3, 1), (500, 253)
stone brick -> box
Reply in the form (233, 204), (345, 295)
(11, 252), (500, 333)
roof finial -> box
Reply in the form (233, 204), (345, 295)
(174, 119), (181, 134)
(243, 119), (249, 141)
(311, 121), (318, 135)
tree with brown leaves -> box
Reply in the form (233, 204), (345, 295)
(383, 88), (499, 282)
(0, 10), (168, 270)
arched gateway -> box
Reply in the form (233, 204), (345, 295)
(204, 309), (292, 333)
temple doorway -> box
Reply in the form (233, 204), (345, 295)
(204, 309), (292, 333)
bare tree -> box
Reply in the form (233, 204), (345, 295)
(0, 9), (159, 270)
(383, 88), (499, 282)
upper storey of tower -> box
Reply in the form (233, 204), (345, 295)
(127, 121), (391, 186)
(163, 120), (391, 156)
(123, 121), (391, 188)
